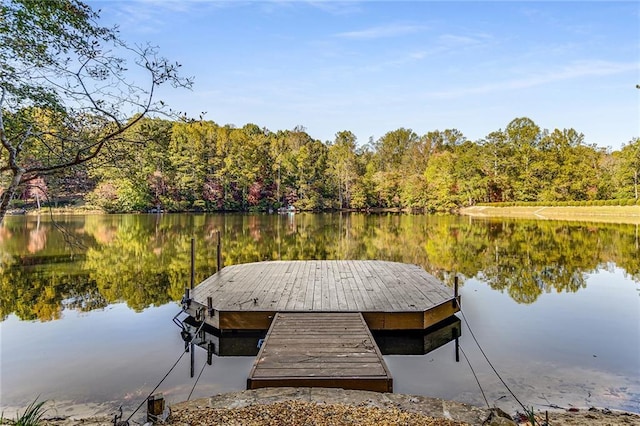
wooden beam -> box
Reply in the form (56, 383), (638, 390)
(423, 297), (460, 329)
(219, 311), (275, 330)
(361, 312), (424, 330)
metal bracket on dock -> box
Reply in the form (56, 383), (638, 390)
(207, 296), (215, 317)
(181, 288), (192, 309)
(172, 308), (188, 331)
(195, 307), (205, 322)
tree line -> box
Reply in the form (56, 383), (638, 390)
(8, 114), (639, 213)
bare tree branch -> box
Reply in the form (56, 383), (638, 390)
(0, 0), (192, 223)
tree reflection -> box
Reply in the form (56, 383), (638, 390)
(1, 214), (638, 321)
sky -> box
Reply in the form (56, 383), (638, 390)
(90, 1), (639, 150)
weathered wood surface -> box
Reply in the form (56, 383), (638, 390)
(190, 261), (456, 330)
(247, 312), (392, 392)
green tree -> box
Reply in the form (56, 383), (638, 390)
(537, 128), (602, 201)
(86, 178), (150, 212)
(350, 146), (376, 210)
(328, 131), (358, 208)
(480, 130), (513, 202)
(87, 117), (175, 212)
(168, 121), (217, 207)
(453, 141), (487, 206)
(293, 138), (330, 210)
(0, 0), (190, 223)
(138, 118), (174, 209)
(424, 151), (457, 212)
(374, 128), (419, 172)
(370, 129), (420, 208)
(505, 117), (543, 201)
(614, 138), (640, 200)
(270, 127), (330, 210)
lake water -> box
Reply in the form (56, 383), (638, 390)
(1, 213), (638, 419)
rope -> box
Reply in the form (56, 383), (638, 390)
(187, 357), (209, 401)
(125, 320), (206, 422)
(455, 298), (529, 412)
(459, 344), (490, 408)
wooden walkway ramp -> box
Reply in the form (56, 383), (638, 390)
(247, 312), (392, 392)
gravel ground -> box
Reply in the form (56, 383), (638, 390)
(7, 388), (638, 426)
(168, 399), (467, 426)
(166, 401), (640, 426)
(27, 406), (640, 426)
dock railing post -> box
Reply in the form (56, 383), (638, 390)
(453, 275), (459, 308)
(453, 275), (460, 362)
(190, 237), (195, 290)
(190, 238), (195, 378)
(216, 230), (222, 272)
(183, 288), (190, 308)
(207, 296), (214, 317)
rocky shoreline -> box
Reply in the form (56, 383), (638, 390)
(24, 388), (640, 426)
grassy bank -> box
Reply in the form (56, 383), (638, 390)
(460, 205), (640, 225)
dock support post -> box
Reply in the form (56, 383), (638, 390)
(207, 342), (214, 365)
(216, 230), (222, 272)
(190, 341), (195, 377)
(453, 275), (460, 362)
(190, 238), (195, 290)
(453, 275), (459, 308)
(453, 326), (460, 362)
(147, 394), (165, 423)
(190, 236), (195, 379)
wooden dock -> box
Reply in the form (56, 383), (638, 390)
(187, 260), (459, 331)
(247, 312), (392, 392)
(184, 260), (460, 393)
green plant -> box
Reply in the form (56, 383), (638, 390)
(12, 398), (48, 426)
(9, 199), (25, 209)
(523, 406), (537, 426)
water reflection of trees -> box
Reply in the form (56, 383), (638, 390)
(1, 214), (638, 321)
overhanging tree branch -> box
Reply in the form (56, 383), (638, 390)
(0, 0), (192, 223)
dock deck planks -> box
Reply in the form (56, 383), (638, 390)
(247, 312), (392, 392)
(189, 260), (459, 331)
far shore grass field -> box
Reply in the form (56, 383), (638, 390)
(460, 205), (640, 225)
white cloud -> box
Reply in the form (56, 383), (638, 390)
(306, 0), (363, 16)
(438, 34), (483, 46)
(427, 60), (640, 99)
(336, 23), (428, 40)
(409, 32), (491, 60)
(97, 0), (225, 34)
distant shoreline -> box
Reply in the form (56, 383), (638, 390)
(6, 205), (640, 225)
(460, 205), (640, 225)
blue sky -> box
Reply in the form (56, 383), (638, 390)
(90, 1), (639, 150)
